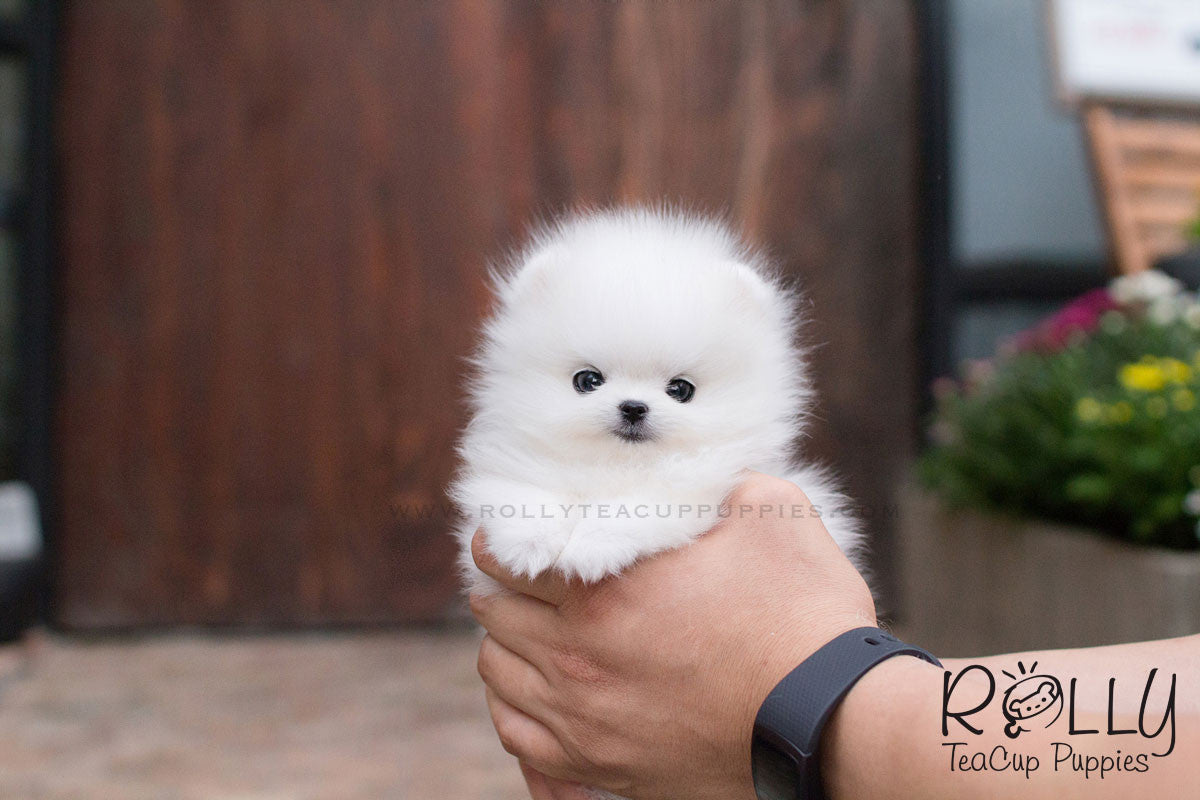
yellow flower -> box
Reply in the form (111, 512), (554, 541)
(1106, 401), (1134, 424)
(1076, 397), (1103, 423)
(1146, 396), (1169, 418)
(1160, 358), (1192, 385)
(1120, 362), (1166, 392)
(1173, 388), (1196, 412)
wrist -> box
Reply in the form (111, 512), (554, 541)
(764, 610), (878, 689)
(820, 654), (944, 800)
(742, 614), (871, 744)
(750, 627), (937, 800)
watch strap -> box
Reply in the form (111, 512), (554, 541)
(751, 627), (940, 800)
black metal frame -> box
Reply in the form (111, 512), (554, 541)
(915, 0), (1107, 420)
(13, 1), (58, 622)
(915, 0), (954, 410)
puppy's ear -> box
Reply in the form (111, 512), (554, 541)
(730, 261), (786, 312)
(501, 244), (565, 302)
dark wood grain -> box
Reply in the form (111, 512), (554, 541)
(55, 0), (917, 626)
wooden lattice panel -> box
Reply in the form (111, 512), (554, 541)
(1085, 105), (1200, 274)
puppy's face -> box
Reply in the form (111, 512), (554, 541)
(475, 220), (807, 462)
(567, 366), (693, 444)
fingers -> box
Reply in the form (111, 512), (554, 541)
(724, 472), (813, 521)
(478, 634), (556, 722)
(519, 762), (590, 800)
(485, 685), (580, 782)
(520, 762), (559, 800)
(472, 528), (571, 605)
(721, 473), (836, 550)
(470, 588), (560, 665)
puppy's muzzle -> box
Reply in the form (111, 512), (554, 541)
(614, 400), (652, 442)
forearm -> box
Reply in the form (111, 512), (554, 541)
(822, 635), (1200, 800)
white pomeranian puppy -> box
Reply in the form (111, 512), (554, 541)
(452, 207), (863, 598)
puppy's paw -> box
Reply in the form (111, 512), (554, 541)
(484, 516), (571, 579)
(554, 520), (641, 583)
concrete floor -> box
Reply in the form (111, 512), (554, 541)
(0, 629), (527, 800)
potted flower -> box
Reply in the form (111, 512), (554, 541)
(900, 271), (1200, 656)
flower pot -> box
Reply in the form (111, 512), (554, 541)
(896, 483), (1200, 657)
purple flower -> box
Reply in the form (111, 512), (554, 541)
(1010, 289), (1121, 353)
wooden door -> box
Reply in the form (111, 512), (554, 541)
(55, 1), (917, 626)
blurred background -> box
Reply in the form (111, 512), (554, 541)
(0, 1), (1197, 798)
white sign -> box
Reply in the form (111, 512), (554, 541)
(0, 482), (41, 560)
(1050, 0), (1200, 105)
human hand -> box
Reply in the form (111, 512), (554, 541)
(470, 473), (877, 800)
(518, 760), (589, 800)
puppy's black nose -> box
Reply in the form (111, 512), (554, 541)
(618, 400), (649, 423)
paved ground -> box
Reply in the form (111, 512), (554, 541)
(0, 629), (527, 800)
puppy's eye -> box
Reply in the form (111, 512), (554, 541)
(573, 369), (605, 394)
(665, 378), (695, 403)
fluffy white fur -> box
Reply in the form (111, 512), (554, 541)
(452, 207), (863, 597)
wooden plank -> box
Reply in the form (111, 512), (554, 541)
(1113, 118), (1200, 158)
(1138, 227), (1188, 262)
(1122, 164), (1200, 190)
(1129, 197), (1200, 226)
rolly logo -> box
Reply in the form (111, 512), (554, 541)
(943, 662), (1177, 758)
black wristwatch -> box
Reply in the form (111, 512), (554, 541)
(750, 627), (940, 800)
